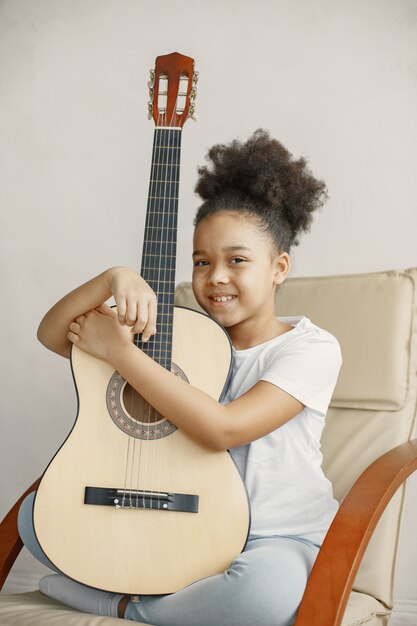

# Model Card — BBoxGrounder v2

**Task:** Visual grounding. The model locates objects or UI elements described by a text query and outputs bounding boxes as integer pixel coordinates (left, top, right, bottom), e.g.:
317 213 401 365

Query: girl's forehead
193 212 263 246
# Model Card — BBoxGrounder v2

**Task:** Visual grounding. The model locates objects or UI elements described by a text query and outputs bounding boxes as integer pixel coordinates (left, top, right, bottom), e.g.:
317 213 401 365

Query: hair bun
195 129 328 251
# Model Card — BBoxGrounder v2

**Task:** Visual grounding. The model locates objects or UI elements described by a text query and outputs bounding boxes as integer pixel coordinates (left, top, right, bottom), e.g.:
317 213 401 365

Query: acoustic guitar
33 52 250 595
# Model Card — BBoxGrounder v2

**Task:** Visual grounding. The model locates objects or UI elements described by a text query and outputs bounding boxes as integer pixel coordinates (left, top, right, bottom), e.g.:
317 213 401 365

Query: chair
1 267 416 626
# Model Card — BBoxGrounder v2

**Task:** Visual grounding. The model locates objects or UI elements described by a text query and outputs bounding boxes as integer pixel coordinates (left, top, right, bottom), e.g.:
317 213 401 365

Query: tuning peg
192 71 199 85
148 101 153 120
188 103 197 121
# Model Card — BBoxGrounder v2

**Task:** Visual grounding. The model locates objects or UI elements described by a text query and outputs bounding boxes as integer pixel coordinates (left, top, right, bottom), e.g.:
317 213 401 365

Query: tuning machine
147 69 155 119
188 71 199 121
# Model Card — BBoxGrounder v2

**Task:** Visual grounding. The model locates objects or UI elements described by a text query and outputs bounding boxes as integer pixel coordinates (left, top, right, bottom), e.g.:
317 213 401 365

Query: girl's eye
193 260 209 267
231 257 245 264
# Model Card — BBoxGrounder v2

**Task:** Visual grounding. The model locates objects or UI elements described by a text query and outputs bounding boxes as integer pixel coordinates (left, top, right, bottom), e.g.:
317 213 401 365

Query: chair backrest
174 267 417 609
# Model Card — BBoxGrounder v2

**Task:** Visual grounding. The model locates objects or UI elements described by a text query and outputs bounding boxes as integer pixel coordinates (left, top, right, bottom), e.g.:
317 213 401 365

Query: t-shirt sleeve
259 332 343 416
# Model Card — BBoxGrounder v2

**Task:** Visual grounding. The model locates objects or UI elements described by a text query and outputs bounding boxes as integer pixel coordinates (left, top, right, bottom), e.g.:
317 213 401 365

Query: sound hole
122 384 162 424
106 364 188 440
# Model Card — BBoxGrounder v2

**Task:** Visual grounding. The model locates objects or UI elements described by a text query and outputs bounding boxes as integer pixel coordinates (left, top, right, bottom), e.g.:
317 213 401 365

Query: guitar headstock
148 52 198 128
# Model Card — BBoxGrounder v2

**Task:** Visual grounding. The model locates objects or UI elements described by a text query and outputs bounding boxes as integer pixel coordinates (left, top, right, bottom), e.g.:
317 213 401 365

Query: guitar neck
137 127 182 367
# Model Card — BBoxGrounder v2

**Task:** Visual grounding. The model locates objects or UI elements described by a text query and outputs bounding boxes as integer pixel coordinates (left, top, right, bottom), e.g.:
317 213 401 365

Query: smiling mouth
208 295 237 306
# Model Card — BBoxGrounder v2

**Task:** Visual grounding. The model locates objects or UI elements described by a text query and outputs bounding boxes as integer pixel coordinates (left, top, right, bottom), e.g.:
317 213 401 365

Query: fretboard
135 127 182 368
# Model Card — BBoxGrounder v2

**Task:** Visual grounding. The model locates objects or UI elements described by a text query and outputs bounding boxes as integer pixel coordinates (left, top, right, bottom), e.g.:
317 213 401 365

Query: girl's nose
207 266 230 285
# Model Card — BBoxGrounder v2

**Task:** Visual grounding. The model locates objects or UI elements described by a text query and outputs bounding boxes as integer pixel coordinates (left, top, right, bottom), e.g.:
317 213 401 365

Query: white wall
1 0 416 622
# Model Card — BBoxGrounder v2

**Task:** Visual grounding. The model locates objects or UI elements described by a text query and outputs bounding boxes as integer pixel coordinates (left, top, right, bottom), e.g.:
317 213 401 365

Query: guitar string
123 121 158 509
128 119 162 510
154 101 180 511
142 116 164 509
149 114 167 510
161 90 184 509
153 112 173 509
153 119 166 511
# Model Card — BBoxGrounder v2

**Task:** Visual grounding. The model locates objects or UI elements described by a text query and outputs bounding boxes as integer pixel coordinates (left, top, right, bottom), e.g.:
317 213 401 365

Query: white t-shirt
221 315 343 545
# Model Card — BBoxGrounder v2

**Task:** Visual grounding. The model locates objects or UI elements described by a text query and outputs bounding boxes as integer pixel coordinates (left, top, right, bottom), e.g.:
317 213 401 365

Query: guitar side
33 306 251 594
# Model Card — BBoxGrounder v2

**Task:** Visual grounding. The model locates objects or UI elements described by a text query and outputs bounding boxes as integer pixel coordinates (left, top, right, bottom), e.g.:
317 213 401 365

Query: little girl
18 129 342 626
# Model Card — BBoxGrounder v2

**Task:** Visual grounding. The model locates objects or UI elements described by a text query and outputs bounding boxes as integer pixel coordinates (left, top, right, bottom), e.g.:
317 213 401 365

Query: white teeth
212 296 235 302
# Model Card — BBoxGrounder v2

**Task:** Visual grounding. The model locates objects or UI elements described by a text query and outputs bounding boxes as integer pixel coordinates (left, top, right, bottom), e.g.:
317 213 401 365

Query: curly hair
194 129 328 254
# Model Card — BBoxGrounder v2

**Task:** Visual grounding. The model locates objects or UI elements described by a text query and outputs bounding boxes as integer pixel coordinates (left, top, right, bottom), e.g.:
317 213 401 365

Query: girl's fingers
133 299 149 335
116 299 127 325
148 297 158 335
131 297 157 341
141 297 157 342
69 322 81 333
125 299 138 328
68 331 79 343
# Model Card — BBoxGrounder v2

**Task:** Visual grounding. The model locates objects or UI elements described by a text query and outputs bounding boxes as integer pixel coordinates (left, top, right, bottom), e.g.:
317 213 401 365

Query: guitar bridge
84 486 199 512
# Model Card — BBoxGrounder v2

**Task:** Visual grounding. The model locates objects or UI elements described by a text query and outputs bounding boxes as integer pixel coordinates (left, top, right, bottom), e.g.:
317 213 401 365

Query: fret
141 266 176 271
143 241 177 246
143 221 178 231
142 246 177 250
152 145 180 150
148 196 179 201
143 212 179 216
150 179 180 183
137 345 174 350
136 346 175 349
144 227 177 232
151 160 180 168
152 162 180 167
141 264 175 270
142 259 176 265
143 231 177 238
142 270 175 277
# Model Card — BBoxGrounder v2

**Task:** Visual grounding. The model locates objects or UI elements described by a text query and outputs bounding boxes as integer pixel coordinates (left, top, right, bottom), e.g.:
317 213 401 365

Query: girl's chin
208 310 240 328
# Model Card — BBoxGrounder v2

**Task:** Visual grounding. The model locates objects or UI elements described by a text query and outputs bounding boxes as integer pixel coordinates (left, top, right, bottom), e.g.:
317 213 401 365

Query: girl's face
192 211 290 339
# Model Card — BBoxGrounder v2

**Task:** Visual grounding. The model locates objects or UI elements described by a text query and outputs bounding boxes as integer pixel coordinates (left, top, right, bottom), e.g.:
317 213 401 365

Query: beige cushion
0 591 139 625
341 592 390 626
0 590 390 626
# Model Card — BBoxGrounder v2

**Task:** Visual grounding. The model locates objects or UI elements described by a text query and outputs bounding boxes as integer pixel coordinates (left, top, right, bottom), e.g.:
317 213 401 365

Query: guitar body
33 306 250 594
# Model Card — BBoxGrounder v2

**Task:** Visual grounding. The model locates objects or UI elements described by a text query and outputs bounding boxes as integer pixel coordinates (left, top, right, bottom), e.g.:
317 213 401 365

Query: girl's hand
106 266 157 341
68 303 133 362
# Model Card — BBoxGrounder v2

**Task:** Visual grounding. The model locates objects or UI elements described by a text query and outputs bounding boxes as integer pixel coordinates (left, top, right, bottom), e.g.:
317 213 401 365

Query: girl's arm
112 343 305 451
37 267 157 358
68 307 305 451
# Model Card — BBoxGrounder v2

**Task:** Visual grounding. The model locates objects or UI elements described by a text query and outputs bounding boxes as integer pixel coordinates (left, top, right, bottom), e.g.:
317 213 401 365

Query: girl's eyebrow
192 246 253 257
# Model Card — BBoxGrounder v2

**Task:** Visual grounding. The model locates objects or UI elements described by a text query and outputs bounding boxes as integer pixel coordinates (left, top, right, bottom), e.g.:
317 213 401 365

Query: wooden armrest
294 439 417 626
0 479 41 591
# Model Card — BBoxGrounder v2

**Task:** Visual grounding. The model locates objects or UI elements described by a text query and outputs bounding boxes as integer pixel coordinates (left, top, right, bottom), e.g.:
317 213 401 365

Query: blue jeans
18 492 320 626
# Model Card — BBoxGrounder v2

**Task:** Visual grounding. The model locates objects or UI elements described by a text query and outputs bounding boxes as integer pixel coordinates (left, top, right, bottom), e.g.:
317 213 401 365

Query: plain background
1 0 416 623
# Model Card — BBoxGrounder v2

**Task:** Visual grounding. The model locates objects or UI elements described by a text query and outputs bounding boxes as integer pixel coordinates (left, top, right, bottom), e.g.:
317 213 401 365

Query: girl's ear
272 252 290 286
